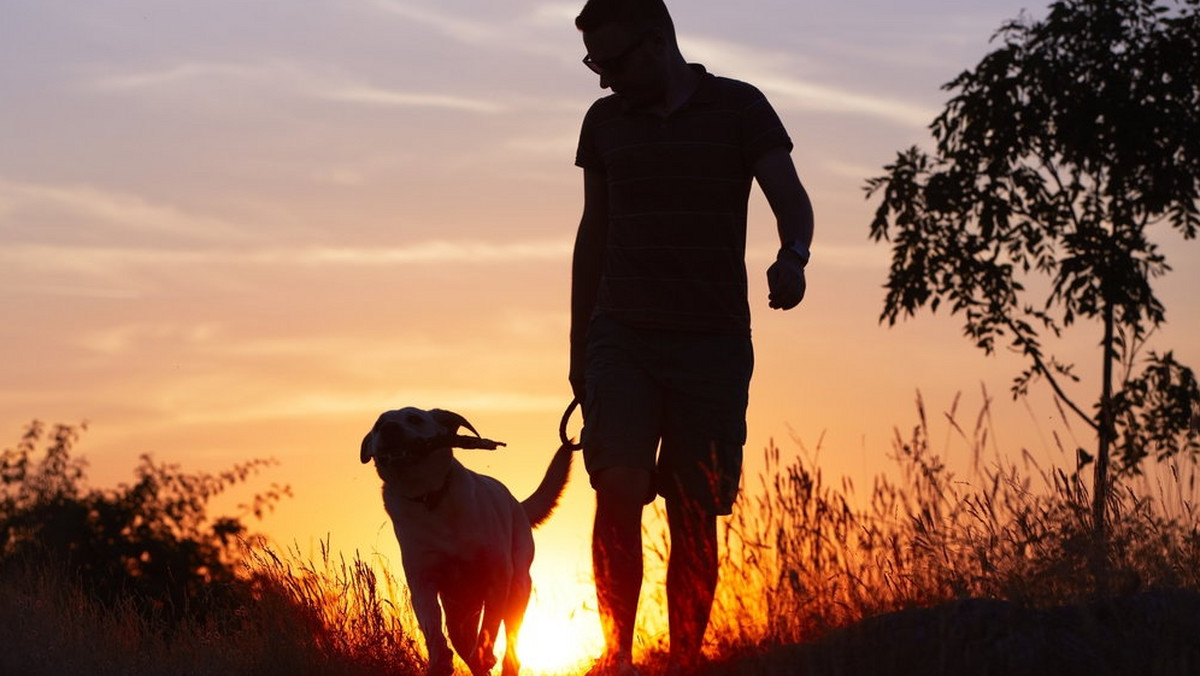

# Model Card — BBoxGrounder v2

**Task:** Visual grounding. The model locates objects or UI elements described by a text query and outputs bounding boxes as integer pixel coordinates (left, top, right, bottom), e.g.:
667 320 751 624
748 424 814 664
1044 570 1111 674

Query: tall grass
0 541 423 676
694 390 1200 665
3 393 1198 674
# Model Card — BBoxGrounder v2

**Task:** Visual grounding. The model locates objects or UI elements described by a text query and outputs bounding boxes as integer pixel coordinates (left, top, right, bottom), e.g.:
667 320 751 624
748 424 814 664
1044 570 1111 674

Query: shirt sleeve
575 99 605 171
740 86 793 169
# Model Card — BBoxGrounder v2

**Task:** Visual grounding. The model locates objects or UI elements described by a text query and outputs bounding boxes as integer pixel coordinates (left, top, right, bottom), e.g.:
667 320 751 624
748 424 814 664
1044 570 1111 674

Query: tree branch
1004 315 1099 432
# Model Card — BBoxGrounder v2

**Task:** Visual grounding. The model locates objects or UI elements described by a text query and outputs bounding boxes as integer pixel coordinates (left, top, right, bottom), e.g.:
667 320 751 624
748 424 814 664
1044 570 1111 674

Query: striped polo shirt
575 64 793 336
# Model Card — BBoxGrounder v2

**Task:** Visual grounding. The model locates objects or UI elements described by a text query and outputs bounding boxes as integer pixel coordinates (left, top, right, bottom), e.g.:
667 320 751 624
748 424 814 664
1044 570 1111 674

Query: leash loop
558 398 583 451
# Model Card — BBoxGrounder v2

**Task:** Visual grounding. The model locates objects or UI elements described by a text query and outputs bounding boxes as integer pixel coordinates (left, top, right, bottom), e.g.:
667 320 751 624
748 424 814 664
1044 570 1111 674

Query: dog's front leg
500 573 531 676
473 582 510 676
411 584 454 676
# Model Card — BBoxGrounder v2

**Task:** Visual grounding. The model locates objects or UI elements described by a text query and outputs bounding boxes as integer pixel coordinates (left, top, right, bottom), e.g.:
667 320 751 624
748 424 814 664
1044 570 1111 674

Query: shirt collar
617 63 716 115
687 63 718 106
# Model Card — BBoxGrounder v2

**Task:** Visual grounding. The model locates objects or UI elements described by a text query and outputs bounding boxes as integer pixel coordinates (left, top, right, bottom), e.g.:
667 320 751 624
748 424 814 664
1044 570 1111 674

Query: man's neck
649 59 699 117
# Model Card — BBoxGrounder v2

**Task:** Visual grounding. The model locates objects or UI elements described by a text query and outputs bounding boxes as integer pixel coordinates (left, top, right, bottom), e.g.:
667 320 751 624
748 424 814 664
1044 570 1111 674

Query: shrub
0 420 289 622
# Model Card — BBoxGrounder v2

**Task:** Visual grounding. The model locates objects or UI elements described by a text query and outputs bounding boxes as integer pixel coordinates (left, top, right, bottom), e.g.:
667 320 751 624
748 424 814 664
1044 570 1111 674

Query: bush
0 420 289 622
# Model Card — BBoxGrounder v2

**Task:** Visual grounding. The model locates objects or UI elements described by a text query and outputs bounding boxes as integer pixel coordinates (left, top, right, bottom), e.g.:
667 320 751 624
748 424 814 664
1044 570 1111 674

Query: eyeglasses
582 35 647 75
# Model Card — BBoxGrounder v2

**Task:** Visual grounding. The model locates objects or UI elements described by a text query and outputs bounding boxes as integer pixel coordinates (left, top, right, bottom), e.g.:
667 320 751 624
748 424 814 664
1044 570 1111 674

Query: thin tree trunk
1092 299 1116 593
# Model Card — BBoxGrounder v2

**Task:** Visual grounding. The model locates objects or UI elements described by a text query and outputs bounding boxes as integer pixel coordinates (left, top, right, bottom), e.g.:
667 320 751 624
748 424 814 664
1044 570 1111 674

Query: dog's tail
521 443 573 528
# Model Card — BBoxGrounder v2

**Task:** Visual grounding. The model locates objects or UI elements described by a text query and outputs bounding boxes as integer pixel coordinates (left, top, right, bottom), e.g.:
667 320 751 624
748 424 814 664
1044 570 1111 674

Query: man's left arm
753 146 814 310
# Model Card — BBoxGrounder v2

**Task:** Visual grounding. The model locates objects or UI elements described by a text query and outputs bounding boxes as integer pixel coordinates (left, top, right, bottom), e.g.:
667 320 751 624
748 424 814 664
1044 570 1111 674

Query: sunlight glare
515 598 603 674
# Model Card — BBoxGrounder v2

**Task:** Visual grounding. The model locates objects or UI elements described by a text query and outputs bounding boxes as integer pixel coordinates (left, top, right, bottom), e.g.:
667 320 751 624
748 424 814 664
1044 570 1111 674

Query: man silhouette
569 1 814 674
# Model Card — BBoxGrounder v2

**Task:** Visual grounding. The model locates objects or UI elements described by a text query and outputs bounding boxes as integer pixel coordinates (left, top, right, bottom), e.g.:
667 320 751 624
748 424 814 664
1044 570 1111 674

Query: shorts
581 315 754 515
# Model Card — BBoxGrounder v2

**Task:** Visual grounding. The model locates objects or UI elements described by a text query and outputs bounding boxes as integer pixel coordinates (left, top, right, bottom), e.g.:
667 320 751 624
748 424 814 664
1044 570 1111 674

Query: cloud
822 159 889 181
3 238 882 307
369 0 496 45
368 0 570 58
527 2 580 26
754 75 936 128
85 58 509 114
77 321 222 356
270 240 573 265
2 284 143 300
157 387 566 426
88 62 269 91
0 178 252 244
319 84 505 113
747 242 889 269
0 239 574 275
682 35 937 128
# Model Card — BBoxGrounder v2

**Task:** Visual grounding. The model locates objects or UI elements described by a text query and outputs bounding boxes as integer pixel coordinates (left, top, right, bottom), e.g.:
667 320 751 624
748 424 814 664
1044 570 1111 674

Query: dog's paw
467 641 497 675
473 649 497 673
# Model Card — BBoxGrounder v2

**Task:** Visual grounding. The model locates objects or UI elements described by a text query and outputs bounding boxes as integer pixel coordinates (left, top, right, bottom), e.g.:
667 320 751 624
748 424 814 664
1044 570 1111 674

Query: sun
513 597 604 674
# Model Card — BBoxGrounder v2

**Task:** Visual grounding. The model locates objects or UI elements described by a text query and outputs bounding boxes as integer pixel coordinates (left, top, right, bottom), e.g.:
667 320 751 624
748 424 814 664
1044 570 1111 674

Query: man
569 1 813 674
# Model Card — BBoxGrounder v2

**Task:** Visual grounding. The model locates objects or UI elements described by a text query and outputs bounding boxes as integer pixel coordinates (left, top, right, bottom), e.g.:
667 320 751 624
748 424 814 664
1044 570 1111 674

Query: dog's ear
429 408 481 438
360 418 381 464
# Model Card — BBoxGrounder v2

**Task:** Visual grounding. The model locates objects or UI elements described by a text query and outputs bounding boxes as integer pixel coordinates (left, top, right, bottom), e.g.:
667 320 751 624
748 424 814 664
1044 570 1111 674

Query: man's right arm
569 168 609 401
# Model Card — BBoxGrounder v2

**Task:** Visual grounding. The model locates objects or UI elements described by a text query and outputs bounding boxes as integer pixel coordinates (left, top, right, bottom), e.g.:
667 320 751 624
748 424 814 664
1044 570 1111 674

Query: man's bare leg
665 496 718 672
592 467 652 662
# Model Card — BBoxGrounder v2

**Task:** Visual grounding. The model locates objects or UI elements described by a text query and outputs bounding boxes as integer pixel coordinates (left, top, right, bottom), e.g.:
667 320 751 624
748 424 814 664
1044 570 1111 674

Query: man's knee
666 496 718 545
593 466 653 509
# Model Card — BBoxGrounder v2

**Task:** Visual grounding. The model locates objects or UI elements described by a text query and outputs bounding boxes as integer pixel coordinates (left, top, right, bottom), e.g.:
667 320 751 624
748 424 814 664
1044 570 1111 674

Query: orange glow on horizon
513 594 605 674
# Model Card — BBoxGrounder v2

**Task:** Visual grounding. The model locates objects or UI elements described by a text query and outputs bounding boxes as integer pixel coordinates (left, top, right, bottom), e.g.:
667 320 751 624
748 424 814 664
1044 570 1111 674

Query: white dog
360 406 572 676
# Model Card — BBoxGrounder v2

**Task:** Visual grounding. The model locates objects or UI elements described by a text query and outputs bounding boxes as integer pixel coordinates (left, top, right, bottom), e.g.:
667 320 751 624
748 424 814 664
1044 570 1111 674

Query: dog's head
360 407 505 470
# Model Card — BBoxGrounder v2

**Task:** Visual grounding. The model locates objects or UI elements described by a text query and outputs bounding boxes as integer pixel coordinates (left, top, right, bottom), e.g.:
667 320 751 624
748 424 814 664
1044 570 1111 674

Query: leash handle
559 398 583 451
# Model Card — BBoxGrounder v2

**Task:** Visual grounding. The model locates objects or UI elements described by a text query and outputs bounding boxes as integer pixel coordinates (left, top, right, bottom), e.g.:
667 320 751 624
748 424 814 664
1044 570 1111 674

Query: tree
1 420 291 621
865 0 1200 578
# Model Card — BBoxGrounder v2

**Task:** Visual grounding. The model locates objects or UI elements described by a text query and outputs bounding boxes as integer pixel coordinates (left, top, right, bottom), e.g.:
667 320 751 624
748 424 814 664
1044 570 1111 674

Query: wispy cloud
158 387 566 426
88 61 269 91
0 178 252 244
77 321 223 356
0 239 574 272
2 237 888 285
368 0 571 59
527 2 580 26
271 240 573 265
369 0 497 45
754 75 935 128
823 159 889 181
683 36 936 128
319 84 505 113
747 242 889 269
86 59 507 114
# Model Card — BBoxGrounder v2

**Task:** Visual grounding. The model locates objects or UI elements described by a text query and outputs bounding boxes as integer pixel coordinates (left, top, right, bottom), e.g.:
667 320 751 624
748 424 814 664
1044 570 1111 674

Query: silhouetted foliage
0 420 290 622
865 0 1200 561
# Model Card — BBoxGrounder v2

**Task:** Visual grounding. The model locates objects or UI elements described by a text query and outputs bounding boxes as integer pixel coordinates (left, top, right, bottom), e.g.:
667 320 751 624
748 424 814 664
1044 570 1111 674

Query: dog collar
405 467 453 510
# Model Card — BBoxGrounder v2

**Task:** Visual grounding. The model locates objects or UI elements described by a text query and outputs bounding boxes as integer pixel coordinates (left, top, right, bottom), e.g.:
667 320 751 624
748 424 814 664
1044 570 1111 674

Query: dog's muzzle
364 425 507 467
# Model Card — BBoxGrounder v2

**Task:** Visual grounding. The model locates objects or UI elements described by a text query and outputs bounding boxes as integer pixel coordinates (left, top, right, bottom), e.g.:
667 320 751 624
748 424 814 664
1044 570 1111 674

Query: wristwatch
779 240 810 267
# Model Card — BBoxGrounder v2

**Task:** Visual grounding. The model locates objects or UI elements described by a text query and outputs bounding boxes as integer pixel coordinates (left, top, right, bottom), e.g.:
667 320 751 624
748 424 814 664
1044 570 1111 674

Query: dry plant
5 395 1199 675
243 539 423 673
0 541 425 676
694 389 1200 665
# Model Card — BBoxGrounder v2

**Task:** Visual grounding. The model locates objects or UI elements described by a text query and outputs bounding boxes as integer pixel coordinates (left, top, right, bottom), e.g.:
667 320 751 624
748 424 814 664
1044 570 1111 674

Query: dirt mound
721 590 1200 675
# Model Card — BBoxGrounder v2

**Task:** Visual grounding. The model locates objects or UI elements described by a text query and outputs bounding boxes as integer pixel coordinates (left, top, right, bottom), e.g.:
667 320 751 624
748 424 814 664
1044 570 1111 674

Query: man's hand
767 251 807 310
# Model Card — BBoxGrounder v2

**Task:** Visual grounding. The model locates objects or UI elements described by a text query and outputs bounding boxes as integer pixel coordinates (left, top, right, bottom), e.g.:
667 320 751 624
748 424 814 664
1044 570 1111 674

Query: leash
558 398 583 451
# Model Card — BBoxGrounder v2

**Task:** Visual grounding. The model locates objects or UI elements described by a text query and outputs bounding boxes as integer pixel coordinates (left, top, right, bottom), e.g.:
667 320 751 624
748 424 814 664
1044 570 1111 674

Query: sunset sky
3 0 1198 667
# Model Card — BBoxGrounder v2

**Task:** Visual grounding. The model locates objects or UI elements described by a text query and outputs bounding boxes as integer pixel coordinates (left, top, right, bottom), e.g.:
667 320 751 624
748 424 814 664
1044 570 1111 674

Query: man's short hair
575 0 675 39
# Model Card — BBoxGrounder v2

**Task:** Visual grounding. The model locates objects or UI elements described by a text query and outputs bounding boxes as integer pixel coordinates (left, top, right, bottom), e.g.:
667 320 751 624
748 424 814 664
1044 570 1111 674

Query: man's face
582 23 667 108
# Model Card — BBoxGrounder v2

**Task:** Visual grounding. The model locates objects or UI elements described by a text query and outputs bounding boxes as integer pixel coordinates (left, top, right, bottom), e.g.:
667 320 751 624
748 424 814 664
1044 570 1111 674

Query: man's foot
663 652 704 676
584 650 638 676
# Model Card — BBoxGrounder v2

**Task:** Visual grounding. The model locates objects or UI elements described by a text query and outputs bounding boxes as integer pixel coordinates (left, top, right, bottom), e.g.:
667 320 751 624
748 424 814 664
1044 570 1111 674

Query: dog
361 406 573 676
